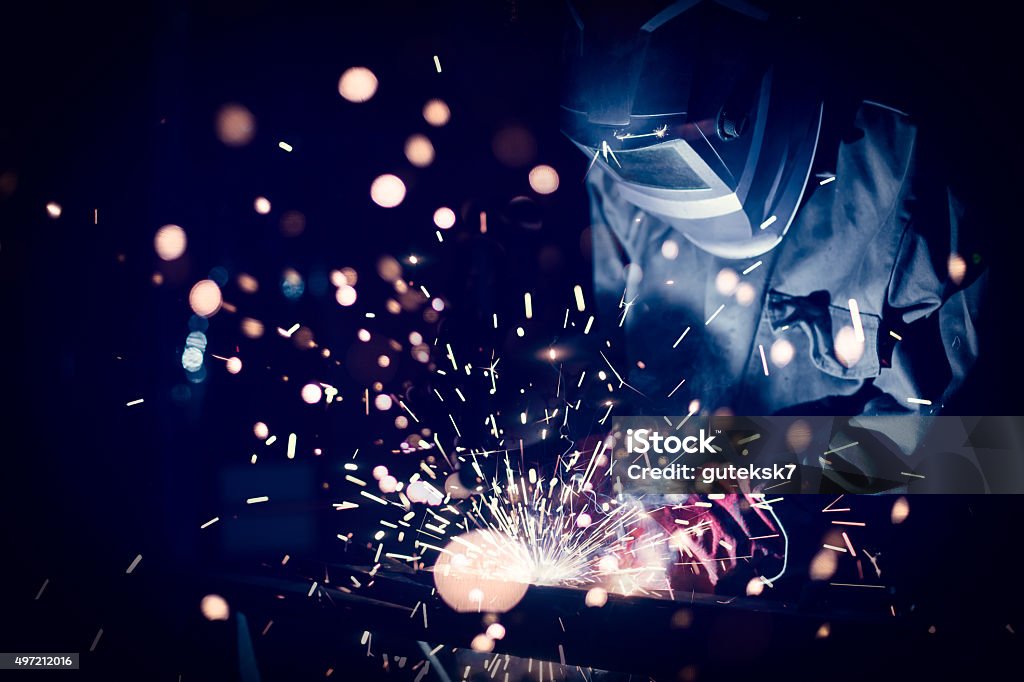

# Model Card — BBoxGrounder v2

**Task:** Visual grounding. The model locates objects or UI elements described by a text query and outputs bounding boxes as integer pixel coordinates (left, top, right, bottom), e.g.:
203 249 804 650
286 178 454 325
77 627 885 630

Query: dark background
2 1 1022 680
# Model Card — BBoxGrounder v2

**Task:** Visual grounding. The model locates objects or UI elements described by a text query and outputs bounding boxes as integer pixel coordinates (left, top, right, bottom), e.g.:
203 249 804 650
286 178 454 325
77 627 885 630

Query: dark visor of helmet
581 141 711 190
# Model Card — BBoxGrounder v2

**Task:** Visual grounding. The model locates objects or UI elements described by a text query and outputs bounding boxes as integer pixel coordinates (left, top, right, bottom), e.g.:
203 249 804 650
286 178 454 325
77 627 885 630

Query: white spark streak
742 260 763 275
705 304 725 326
673 326 691 348
848 299 865 342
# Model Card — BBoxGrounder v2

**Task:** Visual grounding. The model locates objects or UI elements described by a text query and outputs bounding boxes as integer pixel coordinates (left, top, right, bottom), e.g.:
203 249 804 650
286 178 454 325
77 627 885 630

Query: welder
562 0 985 417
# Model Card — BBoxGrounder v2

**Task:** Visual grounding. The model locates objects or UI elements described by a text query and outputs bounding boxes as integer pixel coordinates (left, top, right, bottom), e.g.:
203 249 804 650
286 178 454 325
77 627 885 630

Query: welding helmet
561 0 822 259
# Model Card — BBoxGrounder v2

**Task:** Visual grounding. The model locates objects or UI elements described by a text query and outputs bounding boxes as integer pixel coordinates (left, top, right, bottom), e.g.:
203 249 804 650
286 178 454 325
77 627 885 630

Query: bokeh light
338 67 378 103
46 202 62 219
377 255 402 282
470 634 494 653
301 383 323 404
948 252 967 285
834 325 865 367
891 496 910 524
735 281 756 306
585 586 608 607
370 174 406 208
280 268 305 300
770 338 795 367
433 207 456 229
189 279 222 317
433 530 530 613
422 99 450 126
404 135 435 167
216 104 256 146
200 594 230 621
181 347 204 373
809 549 838 581
237 273 259 293
786 420 812 452
715 268 739 296
154 224 187 261
241 318 265 339
254 196 271 214
528 164 559 194
336 284 358 306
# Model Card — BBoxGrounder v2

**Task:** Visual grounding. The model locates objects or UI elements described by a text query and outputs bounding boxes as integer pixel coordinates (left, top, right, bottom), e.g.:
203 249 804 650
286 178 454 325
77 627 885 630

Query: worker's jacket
586 100 985 417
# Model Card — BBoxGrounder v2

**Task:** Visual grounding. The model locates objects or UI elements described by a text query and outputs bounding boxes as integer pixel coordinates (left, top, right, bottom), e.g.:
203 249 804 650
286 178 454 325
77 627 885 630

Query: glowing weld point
759 215 778 230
